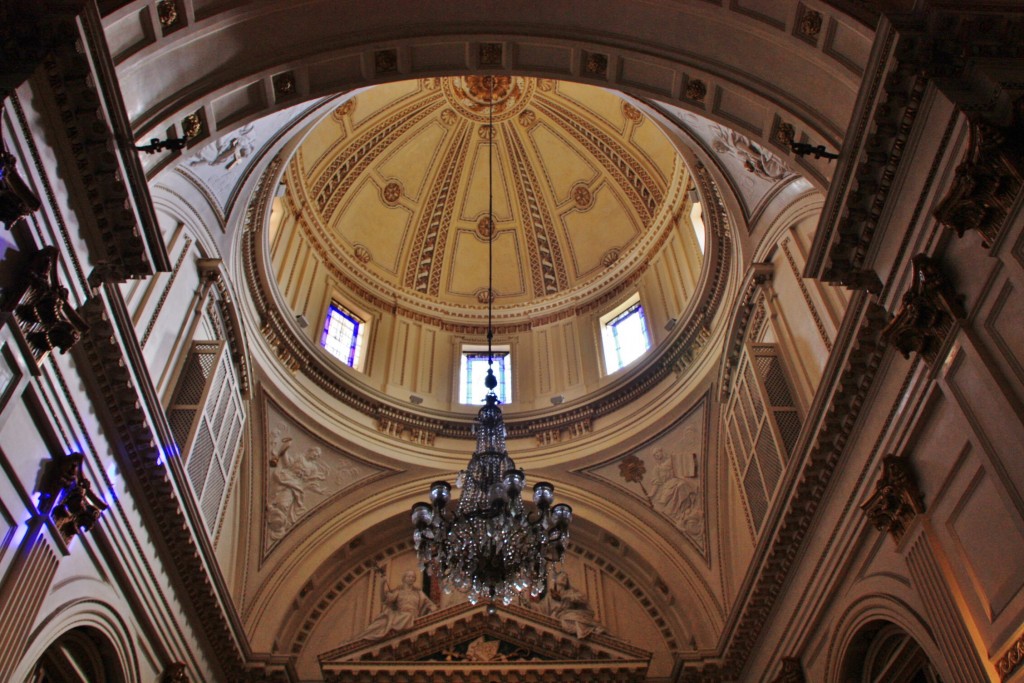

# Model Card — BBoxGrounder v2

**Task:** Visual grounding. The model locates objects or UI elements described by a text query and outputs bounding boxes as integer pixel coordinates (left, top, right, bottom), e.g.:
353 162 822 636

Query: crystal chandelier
410 76 572 606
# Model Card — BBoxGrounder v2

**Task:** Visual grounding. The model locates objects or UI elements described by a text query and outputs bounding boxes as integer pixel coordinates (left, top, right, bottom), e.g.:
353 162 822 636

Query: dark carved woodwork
934 118 1024 249
770 657 806 683
161 663 188 682
38 451 107 542
881 254 964 364
0 150 42 229
0 0 88 94
2 246 89 364
862 454 925 543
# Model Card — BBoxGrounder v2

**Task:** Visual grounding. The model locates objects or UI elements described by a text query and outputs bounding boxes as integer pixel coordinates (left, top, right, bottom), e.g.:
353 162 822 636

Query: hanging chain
487 76 495 368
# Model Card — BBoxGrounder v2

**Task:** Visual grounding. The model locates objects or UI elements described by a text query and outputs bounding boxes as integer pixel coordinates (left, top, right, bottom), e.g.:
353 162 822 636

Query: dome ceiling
280 76 688 315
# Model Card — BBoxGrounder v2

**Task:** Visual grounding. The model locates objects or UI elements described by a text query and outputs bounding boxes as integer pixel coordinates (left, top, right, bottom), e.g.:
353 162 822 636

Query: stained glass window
601 298 650 372
461 351 511 405
321 303 365 368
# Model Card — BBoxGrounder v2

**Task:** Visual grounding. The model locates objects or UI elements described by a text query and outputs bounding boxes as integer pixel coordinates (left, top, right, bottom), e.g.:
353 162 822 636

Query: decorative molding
198 258 253 398
780 239 832 352
880 254 964 365
139 236 193 348
38 451 107 543
861 453 925 543
718 263 773 401
997 633 1024 681
1 246 89 368
934 118 1023 249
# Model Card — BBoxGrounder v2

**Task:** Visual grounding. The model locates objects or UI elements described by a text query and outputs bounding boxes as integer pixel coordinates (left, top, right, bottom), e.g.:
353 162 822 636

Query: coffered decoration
279 77 676 309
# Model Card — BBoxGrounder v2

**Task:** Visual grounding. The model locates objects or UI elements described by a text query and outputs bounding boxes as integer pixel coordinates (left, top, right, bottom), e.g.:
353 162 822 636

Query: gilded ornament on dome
571 184 593 209
421 77 441 90
439 108 457 126
685 79 707 103
181 113 202 140
476 215 494 238
518 109 537 128
374 49 398 74
476 288 494 304
623 102 643 124
585 53 608 76
382 181 402 205
537 78 555 92
478 124 495 141
354 245 372 264
601 248 620 267
333 99 356 121
800 10 824 38
157 0 178 28
773 121 796 146
442 76 535 122
479 42 503 66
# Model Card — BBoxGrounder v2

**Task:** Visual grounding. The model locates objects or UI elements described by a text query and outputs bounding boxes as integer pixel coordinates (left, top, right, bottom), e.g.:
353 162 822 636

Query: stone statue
549 572 603 639
187 124 255 169
355 568 436 641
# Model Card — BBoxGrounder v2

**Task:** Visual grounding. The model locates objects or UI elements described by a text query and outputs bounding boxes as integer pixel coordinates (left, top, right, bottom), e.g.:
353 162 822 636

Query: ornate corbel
770 657 806 683
38 451 107 543
0 149 42 229
881 254 964 364
2 246 89 366
861 454 925 544
934 116 1023 249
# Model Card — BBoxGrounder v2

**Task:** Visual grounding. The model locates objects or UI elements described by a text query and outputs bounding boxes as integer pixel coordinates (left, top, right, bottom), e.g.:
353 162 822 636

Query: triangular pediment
319 603 651 682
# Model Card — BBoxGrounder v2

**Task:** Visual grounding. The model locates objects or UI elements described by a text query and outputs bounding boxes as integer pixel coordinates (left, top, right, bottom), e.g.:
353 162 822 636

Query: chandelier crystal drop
410 75 572 606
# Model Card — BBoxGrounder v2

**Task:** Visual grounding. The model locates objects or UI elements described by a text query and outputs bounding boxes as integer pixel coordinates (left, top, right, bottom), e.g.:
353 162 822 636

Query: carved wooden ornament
881 254 964 364
861 454 925 543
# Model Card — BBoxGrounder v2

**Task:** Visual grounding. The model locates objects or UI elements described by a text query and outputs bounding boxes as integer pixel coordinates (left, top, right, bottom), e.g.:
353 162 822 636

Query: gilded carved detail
38 452 107 543
861 454 925 543
934 118 1023 249
3 246 89 364
881 254 964 364
997 632 1024 681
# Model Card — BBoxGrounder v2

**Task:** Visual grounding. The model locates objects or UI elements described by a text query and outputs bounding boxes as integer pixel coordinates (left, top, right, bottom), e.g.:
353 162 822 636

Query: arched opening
29 627 126 683
841 621 942 683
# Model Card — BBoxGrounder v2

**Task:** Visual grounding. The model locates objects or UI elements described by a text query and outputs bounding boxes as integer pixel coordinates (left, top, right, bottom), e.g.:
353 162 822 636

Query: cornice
39 3 170 281
75 289 248 680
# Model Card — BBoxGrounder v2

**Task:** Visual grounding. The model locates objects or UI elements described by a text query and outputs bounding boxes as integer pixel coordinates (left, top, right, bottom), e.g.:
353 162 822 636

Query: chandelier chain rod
487 76 494 366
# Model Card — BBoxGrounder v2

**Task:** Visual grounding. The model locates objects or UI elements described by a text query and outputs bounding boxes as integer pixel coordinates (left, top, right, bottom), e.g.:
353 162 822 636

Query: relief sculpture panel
263 399 388 551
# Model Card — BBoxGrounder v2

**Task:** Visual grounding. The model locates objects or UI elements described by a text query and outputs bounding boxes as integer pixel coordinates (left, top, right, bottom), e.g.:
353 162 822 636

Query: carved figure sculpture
711 125 790 181
187 125 255 169
267 438 329 541
355 569 436 641
549 572 603 639
649 448 702 539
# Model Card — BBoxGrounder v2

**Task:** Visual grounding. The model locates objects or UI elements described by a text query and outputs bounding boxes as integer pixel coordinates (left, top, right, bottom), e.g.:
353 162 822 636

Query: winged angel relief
618 446 704 545
266 423 359 542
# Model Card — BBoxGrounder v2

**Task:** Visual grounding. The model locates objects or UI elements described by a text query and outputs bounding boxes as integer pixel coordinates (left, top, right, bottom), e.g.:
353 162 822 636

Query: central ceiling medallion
443 75 536 122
